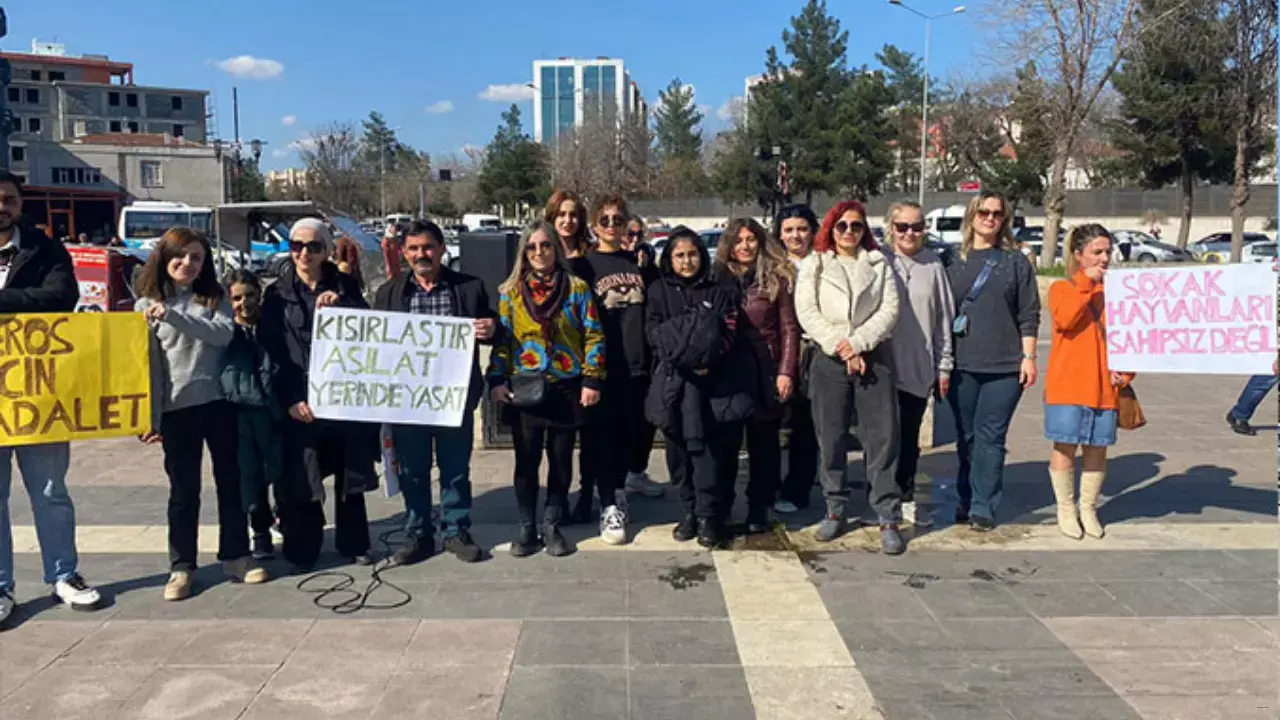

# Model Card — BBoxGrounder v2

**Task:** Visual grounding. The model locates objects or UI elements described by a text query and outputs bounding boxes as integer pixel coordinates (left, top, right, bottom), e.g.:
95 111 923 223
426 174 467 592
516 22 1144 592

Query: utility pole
0 8 11 173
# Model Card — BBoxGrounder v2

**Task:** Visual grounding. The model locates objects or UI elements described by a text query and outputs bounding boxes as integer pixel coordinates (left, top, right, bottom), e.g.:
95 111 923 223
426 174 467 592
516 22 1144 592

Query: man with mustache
374 220 500 564
0 172 103 628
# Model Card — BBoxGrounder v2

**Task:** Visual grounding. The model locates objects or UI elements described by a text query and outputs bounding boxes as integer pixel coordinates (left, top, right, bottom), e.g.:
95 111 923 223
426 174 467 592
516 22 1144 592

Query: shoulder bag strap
957 255 999 317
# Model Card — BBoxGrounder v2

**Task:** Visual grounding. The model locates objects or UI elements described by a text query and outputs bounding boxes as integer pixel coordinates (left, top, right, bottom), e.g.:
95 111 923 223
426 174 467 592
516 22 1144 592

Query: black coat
259 261 379 499
643 241 756 446
0 225 79 313
373 267 502 415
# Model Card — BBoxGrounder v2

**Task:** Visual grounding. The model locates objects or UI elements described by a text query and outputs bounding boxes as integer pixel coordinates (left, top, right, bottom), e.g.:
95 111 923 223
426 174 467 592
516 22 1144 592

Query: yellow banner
0 313 150 446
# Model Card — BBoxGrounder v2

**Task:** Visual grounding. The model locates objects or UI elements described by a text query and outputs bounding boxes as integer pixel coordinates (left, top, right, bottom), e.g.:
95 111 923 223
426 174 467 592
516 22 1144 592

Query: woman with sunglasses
571 195 662 544
795 201 904 553
624 216 656 269
714 218 798 534
945 191 1041 532
882 201 955 530
488 221 605 557
772 204 821 515
259 218 379 571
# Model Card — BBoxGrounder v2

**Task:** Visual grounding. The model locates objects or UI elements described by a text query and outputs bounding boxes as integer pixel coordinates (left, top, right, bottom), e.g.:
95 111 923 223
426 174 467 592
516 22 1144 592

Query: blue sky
12 0 986 171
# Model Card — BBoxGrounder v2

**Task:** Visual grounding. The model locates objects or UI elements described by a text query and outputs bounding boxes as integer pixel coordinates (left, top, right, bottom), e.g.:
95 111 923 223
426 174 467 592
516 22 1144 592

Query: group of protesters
0 161 1271 627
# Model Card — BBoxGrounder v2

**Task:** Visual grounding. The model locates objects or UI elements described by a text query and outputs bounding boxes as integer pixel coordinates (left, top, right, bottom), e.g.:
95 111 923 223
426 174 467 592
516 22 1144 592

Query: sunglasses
976 209 1005 220
893 221 926 233
597 215 627 228
834 220 866 236
626 230 644 239
288 240 325 254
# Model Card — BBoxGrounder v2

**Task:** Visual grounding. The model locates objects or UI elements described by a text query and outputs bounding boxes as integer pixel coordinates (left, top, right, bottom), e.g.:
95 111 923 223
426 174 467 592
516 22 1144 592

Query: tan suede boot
1049 468 1083 539
1079 470 1106 538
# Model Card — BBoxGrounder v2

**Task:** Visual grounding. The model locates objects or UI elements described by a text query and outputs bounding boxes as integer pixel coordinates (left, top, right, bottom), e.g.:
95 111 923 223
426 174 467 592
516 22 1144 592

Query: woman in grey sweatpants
795 200 905 554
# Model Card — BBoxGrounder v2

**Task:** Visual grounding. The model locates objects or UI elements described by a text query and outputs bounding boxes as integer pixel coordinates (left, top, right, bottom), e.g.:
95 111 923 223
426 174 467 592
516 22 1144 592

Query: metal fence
631 185 1280 220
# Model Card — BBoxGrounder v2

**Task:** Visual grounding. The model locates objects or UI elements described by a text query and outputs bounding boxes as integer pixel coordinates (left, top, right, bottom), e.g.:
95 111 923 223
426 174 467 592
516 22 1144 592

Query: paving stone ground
0 346 1276 719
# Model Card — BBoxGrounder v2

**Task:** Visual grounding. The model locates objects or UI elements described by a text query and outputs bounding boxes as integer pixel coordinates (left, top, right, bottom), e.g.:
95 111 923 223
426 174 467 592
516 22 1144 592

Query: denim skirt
1044 404 1118 447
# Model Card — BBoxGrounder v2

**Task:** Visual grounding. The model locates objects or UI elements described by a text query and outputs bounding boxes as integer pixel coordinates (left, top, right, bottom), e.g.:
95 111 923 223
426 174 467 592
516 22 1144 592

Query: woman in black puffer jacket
645 226 756 548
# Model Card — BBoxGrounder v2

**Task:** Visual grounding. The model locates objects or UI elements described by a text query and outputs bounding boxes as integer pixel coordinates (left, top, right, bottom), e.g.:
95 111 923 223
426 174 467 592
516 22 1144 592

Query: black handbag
509 372 548 408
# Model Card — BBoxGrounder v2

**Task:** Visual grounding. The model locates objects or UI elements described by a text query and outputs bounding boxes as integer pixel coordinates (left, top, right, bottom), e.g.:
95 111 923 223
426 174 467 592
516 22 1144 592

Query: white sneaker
600 495 629 546
773 499 800 514
902 501 934 528
53 574 102 612
625 471 665 498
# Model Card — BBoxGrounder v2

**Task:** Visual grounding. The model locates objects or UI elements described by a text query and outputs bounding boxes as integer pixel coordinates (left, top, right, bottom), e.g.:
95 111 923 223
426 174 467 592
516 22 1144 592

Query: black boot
745 506 771 534
672 514 697 542
510 522 542 557
542 506 572 557
695 518 721 549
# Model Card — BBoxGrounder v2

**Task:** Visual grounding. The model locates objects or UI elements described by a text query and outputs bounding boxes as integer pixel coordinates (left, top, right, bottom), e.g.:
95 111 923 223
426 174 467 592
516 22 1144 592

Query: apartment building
532 57 647 145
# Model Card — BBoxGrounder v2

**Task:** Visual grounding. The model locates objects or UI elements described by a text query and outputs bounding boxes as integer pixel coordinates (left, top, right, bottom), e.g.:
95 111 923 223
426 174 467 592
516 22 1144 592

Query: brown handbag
1117 384 1146 431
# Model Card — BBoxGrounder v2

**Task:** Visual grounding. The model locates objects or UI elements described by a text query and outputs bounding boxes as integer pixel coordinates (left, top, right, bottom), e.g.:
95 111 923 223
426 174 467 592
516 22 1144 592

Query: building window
73 119 87 137
26 118 41 133
52 167 102 185
172 124 184 137
141 161 163 188
108 91 120 106
127 121 139 133
171 96 183 111
28 70 40 81
48 71 65 82
10 146 24 163
6 88 17 102
126 93 138 108
24 88 38 104
109 120 122 133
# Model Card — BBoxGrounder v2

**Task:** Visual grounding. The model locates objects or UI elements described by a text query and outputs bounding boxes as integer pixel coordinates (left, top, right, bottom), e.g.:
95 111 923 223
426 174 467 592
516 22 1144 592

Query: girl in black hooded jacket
645 227 756 547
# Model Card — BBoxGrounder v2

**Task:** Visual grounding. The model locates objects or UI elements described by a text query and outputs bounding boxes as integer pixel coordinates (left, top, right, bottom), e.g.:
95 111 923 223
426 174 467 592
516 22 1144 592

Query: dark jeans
947 370 1024 522
740 418 782 512
581 375 646 506
665 424 741 520
160 401 250 572
1229 374 1278 422
277 420 371 568
778 394 819 507
278 492 369 568
249 486 274 537
391 414 474 540
896 391 930 500
510 410 576 524
809 350 902 522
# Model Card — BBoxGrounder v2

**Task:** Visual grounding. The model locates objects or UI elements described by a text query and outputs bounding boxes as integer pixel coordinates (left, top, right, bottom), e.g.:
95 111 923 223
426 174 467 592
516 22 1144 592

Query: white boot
1049 468 1083 540
1079 471 1106 538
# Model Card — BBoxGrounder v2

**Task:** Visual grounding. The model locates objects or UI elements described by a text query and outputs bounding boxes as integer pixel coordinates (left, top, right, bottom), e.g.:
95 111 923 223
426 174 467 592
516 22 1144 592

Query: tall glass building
532 58 646 145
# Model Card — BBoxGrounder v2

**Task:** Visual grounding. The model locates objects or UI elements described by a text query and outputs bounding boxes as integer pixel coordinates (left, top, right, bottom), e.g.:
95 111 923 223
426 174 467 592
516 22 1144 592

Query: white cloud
477 83 535 102
216 55 284 80
280 114 296 127
716 97 745 122
426 100 455 115
271 147 291 159
289 136 319 153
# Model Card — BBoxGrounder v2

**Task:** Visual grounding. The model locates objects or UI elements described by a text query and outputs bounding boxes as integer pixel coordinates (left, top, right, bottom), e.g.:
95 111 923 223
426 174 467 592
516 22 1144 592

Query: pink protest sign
1106 265 1277 374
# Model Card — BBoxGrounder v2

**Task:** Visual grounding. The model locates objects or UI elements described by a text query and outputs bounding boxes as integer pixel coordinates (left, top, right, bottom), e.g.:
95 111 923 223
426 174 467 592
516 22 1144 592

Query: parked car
653 229 721 263
1015 226 1065 264
1111 230 1192 263
1188 231 1272 260
1241 241 1277 264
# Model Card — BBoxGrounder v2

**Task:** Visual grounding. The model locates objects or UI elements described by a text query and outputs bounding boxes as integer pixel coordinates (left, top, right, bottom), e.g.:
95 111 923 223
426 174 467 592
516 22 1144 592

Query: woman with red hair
794 200 905 553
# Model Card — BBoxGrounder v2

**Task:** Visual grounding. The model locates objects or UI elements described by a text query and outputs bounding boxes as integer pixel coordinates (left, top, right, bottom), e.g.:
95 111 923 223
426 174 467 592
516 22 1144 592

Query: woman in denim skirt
1044 224 1134 539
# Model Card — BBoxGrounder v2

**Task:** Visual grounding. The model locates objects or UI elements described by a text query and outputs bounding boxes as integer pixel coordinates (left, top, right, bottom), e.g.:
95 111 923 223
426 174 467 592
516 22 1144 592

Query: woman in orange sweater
1045 224 1134 540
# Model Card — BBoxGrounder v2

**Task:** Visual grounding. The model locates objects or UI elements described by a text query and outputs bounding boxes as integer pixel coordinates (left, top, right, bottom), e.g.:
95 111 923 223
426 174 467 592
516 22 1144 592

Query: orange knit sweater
1046 272 1134 410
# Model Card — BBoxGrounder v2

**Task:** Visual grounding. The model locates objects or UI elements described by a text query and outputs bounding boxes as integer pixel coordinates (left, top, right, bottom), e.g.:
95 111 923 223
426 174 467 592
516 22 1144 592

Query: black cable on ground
294 527 413 615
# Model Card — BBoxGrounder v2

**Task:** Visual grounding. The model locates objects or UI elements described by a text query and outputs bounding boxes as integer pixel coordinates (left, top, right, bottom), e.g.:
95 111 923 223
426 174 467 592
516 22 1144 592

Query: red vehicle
66 245 146 313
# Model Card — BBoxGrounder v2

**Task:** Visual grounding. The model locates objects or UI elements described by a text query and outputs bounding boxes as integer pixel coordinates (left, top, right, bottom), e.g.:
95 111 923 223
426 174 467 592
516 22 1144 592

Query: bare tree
298 122 368 215
1000 0 1141 267
1222 0 1278 261
549 117 653 201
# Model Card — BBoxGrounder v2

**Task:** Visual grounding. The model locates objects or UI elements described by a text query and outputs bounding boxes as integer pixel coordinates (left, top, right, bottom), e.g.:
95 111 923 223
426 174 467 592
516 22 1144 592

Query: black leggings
511 410 576 524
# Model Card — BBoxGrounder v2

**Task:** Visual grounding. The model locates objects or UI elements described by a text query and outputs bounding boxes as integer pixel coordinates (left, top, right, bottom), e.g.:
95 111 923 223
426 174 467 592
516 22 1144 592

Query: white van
385 213 415 229
925 204 1025 245
462 213 502 231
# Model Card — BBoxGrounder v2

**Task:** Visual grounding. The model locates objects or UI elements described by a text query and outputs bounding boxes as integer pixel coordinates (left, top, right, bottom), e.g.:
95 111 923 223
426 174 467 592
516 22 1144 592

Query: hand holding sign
473 318 495 342
144 303 167 323
315 291 340 309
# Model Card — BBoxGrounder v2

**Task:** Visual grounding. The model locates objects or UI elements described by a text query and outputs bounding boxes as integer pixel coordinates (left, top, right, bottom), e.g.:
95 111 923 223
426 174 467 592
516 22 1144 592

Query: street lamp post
888 1 965 205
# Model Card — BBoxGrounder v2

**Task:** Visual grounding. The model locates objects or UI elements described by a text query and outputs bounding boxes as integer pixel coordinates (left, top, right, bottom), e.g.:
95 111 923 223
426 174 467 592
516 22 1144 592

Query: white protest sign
308 307 476 426
1105 264 1276 374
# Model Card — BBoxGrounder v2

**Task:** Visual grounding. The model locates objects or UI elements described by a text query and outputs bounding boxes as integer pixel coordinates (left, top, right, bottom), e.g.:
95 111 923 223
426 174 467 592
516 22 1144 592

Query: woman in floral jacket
487 221 605 557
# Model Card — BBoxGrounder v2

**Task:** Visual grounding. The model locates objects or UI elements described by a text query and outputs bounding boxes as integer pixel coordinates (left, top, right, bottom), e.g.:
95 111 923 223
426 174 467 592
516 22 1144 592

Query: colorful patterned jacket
485 275 607 390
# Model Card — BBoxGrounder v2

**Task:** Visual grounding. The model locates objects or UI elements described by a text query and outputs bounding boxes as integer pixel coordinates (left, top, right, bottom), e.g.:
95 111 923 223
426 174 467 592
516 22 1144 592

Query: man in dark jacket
374 220 499 565
0 172 103 629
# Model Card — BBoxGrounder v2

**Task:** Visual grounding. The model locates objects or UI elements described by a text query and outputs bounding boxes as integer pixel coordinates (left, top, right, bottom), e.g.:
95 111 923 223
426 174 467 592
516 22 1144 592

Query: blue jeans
0 442 78 591
391 414 474 540
1229 374 1278 423
948 371 1024 522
